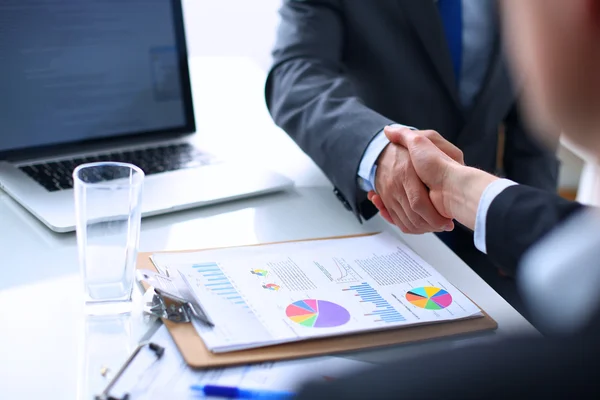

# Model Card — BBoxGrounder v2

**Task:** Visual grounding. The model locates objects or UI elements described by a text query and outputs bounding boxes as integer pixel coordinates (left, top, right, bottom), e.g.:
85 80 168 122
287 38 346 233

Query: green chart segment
405 287 453 310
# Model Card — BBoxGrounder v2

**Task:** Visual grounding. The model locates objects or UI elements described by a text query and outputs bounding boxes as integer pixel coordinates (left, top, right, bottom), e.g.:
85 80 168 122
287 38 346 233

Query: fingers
377 164 425 234
384 125 418 148
400 163 453 232
371 141 453 234
389 189 422 233
369 192 395 225
384 126 464 165
369 191 415 232
375 180 445 234
369 161 453 233
422 130 464 165
371 190 454 233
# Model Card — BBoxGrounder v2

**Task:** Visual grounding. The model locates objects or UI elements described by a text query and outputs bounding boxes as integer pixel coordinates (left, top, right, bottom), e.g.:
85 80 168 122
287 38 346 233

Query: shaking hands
367 126 465 234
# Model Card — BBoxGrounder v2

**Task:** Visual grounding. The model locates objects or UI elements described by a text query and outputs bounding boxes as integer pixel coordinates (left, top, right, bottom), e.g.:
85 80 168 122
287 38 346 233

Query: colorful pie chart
285 299 350 328
250 269 268 277
262 283 280 291
406 287 453 310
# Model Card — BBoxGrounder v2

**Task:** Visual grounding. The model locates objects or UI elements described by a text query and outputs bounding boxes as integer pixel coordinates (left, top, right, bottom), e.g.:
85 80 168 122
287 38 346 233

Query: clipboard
136 232 498 369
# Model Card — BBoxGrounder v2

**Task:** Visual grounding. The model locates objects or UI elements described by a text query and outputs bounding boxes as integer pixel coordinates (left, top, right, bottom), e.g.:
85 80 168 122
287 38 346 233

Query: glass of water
74 162 144 314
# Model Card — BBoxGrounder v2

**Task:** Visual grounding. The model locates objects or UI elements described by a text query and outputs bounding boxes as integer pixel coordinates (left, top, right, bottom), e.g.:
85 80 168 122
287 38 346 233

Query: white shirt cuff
473 178 518 254
357 124 414 192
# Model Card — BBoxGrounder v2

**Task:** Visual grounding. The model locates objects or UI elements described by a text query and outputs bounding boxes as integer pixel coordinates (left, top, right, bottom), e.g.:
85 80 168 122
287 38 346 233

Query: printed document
151 232 482 353
120 325 373 400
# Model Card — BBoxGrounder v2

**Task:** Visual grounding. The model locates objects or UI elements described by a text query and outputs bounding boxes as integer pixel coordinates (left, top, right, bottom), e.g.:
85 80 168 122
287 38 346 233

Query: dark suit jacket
265 0 559 221
485 185 584 274
295 333 600 399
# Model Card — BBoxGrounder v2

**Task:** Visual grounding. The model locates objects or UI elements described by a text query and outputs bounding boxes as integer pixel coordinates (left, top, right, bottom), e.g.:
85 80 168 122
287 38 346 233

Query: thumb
430 191 453 221
384 126 418 147
385 125 440 160
386 128 452 190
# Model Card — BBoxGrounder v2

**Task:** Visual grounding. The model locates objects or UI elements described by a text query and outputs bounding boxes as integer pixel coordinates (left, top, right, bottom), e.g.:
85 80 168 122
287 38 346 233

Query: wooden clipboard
136 232 497 369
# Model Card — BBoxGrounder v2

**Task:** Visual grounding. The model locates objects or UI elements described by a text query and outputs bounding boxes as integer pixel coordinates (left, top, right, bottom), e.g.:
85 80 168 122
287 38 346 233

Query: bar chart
192 262 249 309
342 282 406 323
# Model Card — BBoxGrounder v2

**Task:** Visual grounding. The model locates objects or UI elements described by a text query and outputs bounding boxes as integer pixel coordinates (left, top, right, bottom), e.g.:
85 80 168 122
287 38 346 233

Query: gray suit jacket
265 0 559 221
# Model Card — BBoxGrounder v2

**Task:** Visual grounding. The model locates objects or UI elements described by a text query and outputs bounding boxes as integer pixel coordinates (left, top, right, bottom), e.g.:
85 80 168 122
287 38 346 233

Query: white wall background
181 0 582 189
182 0 281 71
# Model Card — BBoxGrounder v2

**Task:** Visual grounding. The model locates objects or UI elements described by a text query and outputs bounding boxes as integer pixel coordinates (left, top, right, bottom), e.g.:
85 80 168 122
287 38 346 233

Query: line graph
315 258 362 284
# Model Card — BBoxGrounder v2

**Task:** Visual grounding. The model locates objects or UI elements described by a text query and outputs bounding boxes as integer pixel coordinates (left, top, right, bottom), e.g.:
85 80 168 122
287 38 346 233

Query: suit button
333 188 352 211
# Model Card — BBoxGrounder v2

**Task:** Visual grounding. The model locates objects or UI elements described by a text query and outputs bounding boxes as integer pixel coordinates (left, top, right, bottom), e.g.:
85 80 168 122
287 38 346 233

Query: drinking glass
74 162 144 314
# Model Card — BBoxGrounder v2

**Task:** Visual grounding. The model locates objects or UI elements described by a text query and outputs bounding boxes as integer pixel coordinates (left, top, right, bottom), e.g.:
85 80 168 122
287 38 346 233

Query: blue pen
190 384 295 399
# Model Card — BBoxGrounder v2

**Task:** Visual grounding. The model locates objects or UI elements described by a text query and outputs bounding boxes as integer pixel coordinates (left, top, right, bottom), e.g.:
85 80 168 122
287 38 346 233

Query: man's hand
371 126 498 230
371 127 464 234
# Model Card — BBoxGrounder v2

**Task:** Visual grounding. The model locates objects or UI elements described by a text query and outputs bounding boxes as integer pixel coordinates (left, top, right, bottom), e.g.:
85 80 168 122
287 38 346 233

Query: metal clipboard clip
95 341 165 400
95 269 216 400
137 269 214 327
149 287 214 326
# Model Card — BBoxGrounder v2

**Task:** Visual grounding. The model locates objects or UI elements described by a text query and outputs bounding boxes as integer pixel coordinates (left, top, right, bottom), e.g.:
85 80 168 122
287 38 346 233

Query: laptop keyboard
19 143 216 192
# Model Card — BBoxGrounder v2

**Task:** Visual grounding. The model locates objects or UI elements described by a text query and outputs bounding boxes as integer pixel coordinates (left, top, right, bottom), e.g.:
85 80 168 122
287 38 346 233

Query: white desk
0 57 536 400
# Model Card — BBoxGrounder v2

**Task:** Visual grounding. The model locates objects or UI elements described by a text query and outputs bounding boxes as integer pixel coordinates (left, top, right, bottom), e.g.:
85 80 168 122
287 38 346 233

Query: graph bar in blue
375 312 401 318
191 264 252 311
359 295 381 301
346 282 406 323
374 312 399 317
193 262 219 267
355 289 377 294
372 310 394 315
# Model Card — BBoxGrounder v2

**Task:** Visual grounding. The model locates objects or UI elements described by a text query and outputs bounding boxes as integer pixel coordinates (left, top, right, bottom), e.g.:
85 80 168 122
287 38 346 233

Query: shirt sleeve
357 124 415 192
474 178 518 253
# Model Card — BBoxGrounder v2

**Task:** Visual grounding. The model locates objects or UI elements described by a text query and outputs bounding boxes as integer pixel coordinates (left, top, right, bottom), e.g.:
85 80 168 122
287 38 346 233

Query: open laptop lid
0 0 195 161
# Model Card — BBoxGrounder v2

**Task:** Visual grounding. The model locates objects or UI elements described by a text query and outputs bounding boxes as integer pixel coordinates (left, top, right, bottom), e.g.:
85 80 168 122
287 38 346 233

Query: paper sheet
152 232 483 352
120 325 373 400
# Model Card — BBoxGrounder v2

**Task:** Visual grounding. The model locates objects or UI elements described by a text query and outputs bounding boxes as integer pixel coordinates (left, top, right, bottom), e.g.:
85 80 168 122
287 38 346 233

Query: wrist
442 164 499 230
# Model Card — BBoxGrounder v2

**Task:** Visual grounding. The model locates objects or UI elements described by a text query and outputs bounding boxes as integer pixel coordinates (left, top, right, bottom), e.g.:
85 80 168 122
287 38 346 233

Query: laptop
0 0 293 233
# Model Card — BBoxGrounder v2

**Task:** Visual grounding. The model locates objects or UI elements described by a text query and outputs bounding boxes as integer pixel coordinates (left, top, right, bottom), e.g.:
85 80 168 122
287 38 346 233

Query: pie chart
406 287 453 310
262 283 280 291
285 299 351 328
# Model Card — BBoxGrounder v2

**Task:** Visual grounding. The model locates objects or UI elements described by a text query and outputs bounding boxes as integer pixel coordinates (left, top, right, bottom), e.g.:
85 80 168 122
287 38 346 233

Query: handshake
368 126 497 233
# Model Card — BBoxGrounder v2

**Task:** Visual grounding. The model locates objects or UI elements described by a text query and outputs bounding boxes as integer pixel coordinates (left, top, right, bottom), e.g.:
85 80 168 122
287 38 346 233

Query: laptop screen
0 0 194 155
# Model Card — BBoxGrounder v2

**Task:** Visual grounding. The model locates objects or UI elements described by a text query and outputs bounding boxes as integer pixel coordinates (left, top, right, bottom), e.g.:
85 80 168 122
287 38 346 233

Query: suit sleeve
485 185 584 274
502 103 560 191
265 0 394 221
294 336 600 399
